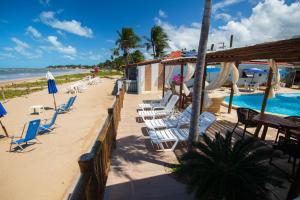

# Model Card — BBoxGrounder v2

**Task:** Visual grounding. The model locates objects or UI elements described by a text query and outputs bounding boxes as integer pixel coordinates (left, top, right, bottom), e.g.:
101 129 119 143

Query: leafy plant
144 25 169 58
175 131 283 200
116 27 141 64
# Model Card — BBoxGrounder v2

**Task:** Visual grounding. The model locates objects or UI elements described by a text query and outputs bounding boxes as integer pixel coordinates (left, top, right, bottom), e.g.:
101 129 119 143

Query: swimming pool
224 93 300 116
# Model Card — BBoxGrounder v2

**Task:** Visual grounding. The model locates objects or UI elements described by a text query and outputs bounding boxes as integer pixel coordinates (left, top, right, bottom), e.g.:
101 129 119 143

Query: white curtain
231 63 240 95
203 62 240 108
206 62 232 90
183 63 196 96
164 65 174 88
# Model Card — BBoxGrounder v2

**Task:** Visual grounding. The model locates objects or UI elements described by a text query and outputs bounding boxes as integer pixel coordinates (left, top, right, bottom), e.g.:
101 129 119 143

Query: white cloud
159 9 167 18
156 0 300 51
0 52 15 59
106 39 115 43
47 35 77 55
39 0 50 6
213 0 243 12
40 11 93 38
155 18 200 51
63 55 75 60
215 13 233 22
9 37 43 59
26 26 42 38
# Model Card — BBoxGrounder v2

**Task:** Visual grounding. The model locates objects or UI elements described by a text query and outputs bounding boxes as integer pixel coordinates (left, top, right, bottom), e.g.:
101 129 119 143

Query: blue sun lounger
58 96 77 113
38 111 58 134
10 119 41 151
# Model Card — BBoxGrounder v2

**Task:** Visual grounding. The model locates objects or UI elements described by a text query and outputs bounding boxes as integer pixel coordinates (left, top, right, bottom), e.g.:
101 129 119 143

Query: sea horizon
0 67 88 83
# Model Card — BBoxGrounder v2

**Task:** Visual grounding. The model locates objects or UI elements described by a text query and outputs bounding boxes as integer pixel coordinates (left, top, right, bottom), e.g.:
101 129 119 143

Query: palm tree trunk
188 0 212 151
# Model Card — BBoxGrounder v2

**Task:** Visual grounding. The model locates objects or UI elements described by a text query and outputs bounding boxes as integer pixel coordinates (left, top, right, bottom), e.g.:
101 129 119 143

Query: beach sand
0 78 116 200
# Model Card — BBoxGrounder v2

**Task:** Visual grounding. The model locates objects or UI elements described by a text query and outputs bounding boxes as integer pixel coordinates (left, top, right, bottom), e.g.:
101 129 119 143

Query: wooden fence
68 81 125 200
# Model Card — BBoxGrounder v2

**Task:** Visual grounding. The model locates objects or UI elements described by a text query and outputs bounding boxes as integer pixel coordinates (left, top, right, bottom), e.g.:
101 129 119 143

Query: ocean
0 68 87 82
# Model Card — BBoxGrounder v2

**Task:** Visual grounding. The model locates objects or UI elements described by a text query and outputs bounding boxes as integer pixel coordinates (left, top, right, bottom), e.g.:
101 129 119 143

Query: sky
0 0 299 68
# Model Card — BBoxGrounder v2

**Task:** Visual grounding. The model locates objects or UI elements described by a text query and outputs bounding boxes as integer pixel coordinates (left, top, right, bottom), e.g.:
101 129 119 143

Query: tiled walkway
104 93 193 200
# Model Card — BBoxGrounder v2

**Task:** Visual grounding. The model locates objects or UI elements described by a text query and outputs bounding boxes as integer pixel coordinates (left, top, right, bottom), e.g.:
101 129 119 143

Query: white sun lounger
144 105 192 130
138 95 179 121
148 111 216 151
137 90 172 110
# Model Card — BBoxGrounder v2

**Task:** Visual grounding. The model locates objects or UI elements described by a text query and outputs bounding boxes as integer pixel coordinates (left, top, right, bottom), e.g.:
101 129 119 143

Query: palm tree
144 25 169 58
115 27 141 65
175 131 283 200
188 0 212 151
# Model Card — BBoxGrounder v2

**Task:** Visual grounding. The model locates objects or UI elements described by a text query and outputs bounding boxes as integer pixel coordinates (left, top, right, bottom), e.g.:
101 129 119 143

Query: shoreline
0 70 90 87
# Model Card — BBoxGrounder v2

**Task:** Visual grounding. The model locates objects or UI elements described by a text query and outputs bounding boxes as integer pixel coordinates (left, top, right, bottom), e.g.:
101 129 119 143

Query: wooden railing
68 81 125 200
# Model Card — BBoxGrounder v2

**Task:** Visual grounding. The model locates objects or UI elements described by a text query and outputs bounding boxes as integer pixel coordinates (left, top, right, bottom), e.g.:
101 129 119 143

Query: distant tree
144 25 169 58
129 50 145 63
115 27 141 64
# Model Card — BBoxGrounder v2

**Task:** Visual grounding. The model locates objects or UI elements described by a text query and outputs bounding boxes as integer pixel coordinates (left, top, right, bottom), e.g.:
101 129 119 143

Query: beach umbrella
46 71 58 110
0 102 9 137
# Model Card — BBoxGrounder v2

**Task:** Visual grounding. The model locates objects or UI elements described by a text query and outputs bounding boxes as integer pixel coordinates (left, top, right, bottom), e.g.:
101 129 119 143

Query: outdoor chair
38 111 58 134
138 90 172 110
144 105 192 131
58 96 77 114
232 107 259 137
270 135 300 176
148 112 216 151
275 116 300 143
10 119 41 152
138 95 179 121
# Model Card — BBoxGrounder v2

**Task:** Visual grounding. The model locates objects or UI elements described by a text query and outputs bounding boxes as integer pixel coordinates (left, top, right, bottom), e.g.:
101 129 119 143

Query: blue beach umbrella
0 102 9 137
46 71 58 110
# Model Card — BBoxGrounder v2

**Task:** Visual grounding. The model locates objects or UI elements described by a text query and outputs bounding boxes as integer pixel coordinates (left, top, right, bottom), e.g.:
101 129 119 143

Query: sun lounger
144 105 192 130
10 119 41 151
143 90 172 105
138 95 179 121
148 112 216 151
38 111 58 134
58 96 77 113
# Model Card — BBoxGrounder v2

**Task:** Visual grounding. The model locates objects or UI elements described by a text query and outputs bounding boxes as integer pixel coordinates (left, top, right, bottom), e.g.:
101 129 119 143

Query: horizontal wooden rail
69 81 125 200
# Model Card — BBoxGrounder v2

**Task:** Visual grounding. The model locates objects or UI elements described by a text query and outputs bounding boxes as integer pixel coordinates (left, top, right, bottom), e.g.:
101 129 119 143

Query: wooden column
261 66 274 114
228 62 240 114
200 63 207 114
179 63 184 108
162 64 165 97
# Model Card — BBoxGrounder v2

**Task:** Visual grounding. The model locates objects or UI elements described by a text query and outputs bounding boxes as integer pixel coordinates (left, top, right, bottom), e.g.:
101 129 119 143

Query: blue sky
0 0 299 68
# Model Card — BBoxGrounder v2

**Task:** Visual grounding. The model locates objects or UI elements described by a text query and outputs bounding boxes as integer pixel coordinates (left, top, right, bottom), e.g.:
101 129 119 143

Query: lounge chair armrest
153 106 165 110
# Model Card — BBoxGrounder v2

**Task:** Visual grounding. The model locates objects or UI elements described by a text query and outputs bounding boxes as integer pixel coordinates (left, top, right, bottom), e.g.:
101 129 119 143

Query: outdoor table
253 113 299 141
30 105 44 115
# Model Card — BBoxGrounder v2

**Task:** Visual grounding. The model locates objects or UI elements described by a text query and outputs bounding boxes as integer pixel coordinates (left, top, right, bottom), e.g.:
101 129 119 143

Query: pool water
224 93 300 116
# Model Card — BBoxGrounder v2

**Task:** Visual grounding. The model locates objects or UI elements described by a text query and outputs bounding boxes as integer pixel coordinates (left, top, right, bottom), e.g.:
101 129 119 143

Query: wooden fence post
108 108 116 149
75 153 98 200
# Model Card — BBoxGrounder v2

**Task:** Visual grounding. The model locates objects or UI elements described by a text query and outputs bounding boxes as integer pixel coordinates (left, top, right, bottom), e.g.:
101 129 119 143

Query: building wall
136 62 164 93
144 64 152 91
137 65 145 94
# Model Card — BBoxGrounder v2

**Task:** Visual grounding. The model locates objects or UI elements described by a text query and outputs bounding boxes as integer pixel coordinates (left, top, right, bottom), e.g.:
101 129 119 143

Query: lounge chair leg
159 143 165 151
232 122 238 134
274 130 280 143
242 125 247 138
171 140 179 151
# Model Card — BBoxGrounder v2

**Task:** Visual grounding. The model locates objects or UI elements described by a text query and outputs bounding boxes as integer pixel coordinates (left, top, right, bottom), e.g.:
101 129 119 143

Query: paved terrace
105 92 295 200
